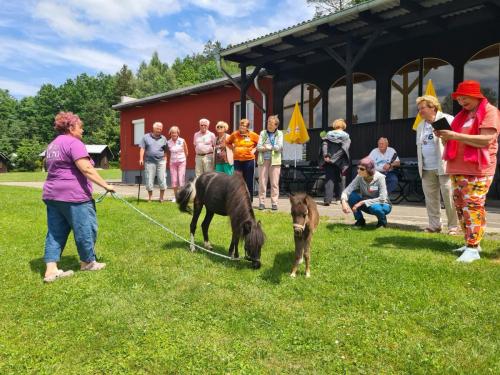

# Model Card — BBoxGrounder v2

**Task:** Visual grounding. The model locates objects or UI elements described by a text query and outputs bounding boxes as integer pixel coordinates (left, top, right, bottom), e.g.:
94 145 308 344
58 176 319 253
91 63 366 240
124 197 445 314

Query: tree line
0 40 238 171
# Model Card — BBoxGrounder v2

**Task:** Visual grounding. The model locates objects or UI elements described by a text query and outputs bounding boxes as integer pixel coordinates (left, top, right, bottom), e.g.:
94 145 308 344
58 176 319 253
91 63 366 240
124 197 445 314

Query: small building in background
0 152 9 173
40 145 114 170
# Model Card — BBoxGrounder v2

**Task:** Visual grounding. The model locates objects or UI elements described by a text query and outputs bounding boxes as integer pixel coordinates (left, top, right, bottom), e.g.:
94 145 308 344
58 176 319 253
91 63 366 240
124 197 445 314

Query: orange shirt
446 103 500 176
226 131 259 161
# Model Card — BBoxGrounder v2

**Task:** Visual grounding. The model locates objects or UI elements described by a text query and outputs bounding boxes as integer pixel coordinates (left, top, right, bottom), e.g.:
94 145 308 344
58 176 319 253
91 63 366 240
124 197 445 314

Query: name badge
369 185 379 193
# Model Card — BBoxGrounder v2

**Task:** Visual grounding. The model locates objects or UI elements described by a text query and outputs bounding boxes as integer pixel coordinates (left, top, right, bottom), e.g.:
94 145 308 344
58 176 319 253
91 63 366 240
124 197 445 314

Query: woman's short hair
169 126 180 135
267 115 280 127
54 111 81 134
216 121 229 131
331 119 347 130
359 157 375 176
416 95 440 111
240 118 250 126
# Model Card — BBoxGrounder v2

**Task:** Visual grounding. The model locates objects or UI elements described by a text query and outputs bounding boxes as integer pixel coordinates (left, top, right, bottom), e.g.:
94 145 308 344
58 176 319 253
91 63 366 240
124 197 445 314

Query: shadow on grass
260 251 293 285
29 255 80 277
161 239 250 270
325 222 422 232
371 236 456 254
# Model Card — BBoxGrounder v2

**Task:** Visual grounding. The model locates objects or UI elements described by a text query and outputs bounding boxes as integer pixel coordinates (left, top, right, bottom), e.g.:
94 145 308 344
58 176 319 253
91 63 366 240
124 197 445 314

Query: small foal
289 193 320 278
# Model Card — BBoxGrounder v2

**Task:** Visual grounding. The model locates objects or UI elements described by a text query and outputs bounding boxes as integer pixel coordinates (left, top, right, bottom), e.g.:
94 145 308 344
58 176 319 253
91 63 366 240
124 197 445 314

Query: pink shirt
168 137 186 163
43 135 93 202
446 103 500 176
193 130 215 155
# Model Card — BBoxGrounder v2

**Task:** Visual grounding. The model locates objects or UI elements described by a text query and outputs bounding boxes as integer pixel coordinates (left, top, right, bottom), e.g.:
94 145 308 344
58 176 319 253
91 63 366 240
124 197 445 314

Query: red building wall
119 77 273 172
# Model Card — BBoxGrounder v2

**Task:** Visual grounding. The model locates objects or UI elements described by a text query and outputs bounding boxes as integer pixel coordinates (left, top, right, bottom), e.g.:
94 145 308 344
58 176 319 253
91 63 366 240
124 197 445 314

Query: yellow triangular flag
284 102 310 144
412 79 442 130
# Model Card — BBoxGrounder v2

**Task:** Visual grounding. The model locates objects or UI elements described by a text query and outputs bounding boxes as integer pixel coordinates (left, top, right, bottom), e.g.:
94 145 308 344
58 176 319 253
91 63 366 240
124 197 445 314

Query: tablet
432 117 452 131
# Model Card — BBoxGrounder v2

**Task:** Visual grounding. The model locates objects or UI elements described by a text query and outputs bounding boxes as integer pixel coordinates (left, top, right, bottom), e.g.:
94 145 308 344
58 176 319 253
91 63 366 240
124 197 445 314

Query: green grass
0 169 121 182
1 185 499 374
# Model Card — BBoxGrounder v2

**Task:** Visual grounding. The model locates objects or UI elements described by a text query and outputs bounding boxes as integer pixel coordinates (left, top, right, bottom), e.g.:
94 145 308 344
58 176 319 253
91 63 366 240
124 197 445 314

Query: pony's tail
177 179 196 213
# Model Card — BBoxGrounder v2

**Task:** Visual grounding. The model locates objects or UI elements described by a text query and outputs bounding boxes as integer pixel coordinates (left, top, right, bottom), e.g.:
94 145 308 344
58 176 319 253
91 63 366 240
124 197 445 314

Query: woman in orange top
437 80 500 263
226 118 260 200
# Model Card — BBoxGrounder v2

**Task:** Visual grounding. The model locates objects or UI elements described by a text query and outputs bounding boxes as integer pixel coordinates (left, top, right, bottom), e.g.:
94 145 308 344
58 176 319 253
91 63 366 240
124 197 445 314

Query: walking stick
137 168 142 204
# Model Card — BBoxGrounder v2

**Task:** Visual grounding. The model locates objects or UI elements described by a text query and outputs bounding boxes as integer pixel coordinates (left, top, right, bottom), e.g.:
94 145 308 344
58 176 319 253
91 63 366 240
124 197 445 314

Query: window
328 73 376 125
233 101 254 130
391 60 419 120
132 119 144 145
283 83 322 129
391 58 453 119
464 43 500 106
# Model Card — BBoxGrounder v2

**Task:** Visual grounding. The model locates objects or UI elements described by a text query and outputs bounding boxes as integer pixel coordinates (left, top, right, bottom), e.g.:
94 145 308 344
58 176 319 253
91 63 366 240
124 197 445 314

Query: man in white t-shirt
368 137 400 193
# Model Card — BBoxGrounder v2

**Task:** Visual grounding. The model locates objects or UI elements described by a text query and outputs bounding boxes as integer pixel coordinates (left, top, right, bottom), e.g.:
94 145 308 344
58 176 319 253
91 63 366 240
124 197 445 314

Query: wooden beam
323 46 346 69
282 35 307 47
219 66 266 114
351 30 381 68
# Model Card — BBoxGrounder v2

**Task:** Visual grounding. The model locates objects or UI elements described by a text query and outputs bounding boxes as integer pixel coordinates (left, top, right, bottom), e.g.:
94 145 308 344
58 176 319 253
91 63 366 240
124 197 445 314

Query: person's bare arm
438 128 497 148
183 140 189 157
139 148 145 166
75 158 115 191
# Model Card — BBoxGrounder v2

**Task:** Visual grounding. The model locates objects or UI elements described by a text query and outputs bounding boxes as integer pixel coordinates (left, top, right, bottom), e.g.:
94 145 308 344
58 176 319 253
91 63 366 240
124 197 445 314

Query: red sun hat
451 80 486 100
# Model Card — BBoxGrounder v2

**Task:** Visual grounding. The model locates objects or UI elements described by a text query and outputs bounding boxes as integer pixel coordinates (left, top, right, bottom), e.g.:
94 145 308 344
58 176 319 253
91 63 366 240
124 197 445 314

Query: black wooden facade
220 0 500 162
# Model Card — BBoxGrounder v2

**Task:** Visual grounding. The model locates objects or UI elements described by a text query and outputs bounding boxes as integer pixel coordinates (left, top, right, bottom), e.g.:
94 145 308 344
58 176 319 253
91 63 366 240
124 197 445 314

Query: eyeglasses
216 126 225 129
357 166 366 171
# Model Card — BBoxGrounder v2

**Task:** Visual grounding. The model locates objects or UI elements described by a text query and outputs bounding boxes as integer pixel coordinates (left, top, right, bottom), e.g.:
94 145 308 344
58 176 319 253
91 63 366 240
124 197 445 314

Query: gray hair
153 122 163 130
199 118 210 126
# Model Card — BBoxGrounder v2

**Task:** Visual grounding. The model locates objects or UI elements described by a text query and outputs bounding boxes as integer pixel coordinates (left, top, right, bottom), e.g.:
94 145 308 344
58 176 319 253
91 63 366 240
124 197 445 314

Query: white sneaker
171 197 176 203
452 245 481 253
456 247 480 263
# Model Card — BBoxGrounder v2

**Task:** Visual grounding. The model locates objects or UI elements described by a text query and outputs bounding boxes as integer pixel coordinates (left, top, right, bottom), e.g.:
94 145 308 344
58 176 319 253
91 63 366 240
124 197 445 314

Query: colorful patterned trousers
451 175 493 246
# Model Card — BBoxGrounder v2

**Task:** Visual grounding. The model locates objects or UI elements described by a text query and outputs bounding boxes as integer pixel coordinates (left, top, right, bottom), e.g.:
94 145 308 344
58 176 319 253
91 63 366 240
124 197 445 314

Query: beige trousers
421 169 458 229
258 160 281 205
195 154 214 177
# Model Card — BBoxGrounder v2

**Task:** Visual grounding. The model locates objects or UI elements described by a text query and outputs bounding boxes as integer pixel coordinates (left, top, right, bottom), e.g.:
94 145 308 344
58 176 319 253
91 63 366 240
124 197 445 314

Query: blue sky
0 0 316 98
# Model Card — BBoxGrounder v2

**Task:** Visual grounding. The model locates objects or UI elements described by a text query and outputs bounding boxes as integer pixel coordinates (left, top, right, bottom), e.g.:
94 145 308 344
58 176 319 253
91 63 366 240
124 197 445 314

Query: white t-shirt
420 122 439 170
368 147 399 172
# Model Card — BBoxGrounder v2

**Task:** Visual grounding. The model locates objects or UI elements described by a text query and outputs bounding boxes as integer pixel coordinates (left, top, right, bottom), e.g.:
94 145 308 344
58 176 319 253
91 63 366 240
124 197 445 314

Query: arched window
328 73 376 125
390 58 453 119
464 43 500 106
283 83 322 129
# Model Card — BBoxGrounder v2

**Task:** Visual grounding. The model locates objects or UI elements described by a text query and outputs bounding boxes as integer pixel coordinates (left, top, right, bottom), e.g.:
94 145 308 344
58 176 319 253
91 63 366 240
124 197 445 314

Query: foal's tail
177 179 196 213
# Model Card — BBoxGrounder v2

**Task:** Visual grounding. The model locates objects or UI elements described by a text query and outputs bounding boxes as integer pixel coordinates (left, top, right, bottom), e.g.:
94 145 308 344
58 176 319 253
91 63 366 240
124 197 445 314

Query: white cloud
0 77 40 97
188 0 259 17
209 0 315 47
0 37 124 73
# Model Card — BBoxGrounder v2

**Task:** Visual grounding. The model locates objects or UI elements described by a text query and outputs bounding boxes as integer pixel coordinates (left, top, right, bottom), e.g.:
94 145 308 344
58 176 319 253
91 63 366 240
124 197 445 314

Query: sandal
44 269 74 283
80 261 106 271
447 227 460 235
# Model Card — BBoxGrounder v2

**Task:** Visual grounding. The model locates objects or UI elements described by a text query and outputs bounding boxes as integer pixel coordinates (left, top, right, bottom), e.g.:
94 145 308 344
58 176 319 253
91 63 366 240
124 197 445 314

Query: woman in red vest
437 80 500 263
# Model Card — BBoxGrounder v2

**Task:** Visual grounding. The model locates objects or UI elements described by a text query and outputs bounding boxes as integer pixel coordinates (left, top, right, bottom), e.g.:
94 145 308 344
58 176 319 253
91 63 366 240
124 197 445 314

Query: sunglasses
216 126 225 129
357 166 366 171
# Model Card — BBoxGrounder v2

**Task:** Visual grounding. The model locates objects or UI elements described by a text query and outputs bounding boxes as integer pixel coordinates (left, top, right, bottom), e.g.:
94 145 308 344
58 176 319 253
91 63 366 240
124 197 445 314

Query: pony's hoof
204 241 212 250
290 273 296 278
190 244 196 252
305 272 311 278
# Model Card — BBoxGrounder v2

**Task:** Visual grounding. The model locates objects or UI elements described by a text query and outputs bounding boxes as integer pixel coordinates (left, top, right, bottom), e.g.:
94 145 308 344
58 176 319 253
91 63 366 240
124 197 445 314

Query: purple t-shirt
42 135 93 202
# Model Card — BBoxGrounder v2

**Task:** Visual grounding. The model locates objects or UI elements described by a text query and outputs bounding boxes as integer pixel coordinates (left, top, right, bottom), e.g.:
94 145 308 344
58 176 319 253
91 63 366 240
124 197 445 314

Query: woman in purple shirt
42 112 115 282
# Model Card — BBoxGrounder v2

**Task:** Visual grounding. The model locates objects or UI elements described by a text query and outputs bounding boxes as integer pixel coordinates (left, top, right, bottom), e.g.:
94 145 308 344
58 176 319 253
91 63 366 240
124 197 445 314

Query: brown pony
289 193 320 278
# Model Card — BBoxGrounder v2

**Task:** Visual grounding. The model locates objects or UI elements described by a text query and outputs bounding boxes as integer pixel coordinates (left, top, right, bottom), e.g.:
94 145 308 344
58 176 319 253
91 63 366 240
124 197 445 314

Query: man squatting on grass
139 122 168 202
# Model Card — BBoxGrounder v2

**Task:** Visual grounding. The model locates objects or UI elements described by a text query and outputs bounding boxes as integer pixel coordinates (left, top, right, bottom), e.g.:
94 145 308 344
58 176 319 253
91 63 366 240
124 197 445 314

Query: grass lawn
0 168 121 182
1 185 499 374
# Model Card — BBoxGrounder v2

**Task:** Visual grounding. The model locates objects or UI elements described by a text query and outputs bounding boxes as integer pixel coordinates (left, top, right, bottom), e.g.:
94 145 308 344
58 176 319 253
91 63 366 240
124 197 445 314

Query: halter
293 208 309 231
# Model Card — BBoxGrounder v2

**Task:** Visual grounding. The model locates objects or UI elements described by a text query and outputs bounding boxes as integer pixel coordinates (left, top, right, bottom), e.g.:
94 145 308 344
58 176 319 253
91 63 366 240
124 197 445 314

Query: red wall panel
119 77 274 171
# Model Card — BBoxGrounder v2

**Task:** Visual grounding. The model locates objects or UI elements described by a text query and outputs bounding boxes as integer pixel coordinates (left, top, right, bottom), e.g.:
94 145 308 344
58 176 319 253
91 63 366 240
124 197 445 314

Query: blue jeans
43 200 97 263
234 159 255 200
144 160 167 191
383 171 398 194
348 192 392 225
